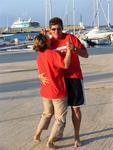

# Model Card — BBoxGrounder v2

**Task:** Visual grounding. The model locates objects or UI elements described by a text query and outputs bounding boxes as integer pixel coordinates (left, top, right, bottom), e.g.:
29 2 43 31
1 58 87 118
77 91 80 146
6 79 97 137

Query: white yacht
83 0 113 45
85 27 113 40
11 18 40 28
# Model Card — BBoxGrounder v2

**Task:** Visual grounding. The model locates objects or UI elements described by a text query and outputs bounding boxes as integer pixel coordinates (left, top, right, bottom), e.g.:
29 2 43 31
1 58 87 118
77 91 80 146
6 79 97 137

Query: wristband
74 47 77 51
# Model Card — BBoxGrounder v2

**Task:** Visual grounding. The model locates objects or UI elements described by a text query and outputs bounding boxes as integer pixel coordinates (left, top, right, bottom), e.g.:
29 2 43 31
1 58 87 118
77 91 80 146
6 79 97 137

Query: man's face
49 24 62 39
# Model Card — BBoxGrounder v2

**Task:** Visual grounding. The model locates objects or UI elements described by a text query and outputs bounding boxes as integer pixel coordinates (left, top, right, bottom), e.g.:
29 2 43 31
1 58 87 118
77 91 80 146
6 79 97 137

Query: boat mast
45 0 52 28
107 0 111 27
45 0 48 27
99 0 109 27
93 0 96 27
93 0 99 27
96 0 99 28
73 0 76 35
63 0 69 26
97 0 110 28
49 0 52 19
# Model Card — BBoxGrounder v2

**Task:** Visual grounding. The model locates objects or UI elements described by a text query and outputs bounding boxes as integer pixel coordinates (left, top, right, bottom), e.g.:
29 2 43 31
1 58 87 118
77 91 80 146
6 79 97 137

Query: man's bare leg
71 107 81 147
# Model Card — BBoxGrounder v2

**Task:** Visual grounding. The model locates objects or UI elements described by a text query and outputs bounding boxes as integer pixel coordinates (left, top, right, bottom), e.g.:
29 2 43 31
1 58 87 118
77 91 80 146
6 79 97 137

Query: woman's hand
66 42 75 51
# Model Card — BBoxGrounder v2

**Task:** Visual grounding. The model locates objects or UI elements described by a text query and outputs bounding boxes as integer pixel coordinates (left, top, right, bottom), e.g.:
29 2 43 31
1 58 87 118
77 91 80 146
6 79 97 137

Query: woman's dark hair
49 17 63 30
33 34 48 52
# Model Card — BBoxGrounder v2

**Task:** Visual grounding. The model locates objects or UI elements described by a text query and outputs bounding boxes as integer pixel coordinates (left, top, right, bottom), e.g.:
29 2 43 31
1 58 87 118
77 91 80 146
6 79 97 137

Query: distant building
11 18 40 28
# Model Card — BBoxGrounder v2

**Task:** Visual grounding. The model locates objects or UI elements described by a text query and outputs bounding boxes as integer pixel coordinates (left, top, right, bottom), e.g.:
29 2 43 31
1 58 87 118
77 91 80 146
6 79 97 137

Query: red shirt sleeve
69 34 85 49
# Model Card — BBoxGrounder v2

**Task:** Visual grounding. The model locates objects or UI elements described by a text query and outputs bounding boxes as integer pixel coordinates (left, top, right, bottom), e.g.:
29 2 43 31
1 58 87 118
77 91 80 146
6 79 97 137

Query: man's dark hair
49 17 63 29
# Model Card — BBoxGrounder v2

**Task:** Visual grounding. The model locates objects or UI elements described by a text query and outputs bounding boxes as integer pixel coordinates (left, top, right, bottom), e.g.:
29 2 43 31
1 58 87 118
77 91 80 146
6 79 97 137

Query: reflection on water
4 32 39 42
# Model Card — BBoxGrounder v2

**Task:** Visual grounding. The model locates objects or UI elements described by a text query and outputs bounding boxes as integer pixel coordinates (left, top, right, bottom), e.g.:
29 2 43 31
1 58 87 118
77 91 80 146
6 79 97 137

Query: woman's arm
64 42 72 68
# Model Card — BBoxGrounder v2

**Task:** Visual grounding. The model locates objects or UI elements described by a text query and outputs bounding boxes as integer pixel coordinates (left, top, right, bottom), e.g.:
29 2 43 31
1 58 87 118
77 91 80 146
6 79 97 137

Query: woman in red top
33 34 72 148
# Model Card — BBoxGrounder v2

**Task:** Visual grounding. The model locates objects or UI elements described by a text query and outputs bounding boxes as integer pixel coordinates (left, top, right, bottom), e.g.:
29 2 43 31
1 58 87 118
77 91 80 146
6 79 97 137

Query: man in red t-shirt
41 17 88 147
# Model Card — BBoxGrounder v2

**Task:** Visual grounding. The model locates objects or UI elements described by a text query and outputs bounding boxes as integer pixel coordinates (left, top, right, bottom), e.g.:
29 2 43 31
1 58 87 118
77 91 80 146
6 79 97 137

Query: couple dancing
33 17 88 149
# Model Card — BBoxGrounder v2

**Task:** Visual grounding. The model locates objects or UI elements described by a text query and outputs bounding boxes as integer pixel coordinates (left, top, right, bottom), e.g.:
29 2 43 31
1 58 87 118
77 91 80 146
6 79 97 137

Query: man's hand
38 73 49 85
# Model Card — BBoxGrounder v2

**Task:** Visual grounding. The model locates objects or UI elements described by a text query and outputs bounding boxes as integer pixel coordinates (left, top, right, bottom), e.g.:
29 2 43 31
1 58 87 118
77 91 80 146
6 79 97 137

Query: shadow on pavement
85 72 113 82
0 112 41 123
81 127 113 146
0 78 40 93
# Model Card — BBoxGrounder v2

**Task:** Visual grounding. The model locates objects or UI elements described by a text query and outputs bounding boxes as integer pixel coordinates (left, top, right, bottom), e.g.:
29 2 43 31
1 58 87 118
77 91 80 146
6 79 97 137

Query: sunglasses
51 27 62 31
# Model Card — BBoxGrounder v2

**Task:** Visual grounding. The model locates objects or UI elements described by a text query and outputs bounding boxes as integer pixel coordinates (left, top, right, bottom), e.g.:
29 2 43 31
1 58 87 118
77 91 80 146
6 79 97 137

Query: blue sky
0 0 113 27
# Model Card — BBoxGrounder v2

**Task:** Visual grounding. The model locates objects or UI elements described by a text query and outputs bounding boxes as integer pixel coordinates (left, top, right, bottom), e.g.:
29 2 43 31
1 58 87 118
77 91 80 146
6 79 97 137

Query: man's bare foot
74 139 81 148
33 134 41 142
46 141 56 149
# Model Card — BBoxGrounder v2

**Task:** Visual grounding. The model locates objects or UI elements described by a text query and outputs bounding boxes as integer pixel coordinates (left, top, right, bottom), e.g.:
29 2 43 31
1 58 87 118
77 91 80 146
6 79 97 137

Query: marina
1 0 113 149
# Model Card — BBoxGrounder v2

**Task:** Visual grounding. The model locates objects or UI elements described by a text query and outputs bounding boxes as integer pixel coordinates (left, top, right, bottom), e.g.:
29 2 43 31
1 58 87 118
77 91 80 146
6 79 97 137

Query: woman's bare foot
74 139 81 148
46 141 56 149
33 134 41 142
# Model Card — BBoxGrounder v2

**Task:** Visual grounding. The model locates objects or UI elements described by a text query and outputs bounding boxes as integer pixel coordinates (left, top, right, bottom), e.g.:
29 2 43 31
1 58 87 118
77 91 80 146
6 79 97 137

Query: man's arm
70 34 89 58
67 41 89 58
76 47 89 58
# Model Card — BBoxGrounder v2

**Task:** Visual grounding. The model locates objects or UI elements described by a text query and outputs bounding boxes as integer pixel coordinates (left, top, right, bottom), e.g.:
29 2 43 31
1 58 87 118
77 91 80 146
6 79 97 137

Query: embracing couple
33 17 88 149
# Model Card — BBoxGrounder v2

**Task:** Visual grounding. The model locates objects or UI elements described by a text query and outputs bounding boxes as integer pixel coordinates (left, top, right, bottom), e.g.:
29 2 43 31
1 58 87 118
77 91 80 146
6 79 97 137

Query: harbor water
3 32 39 42
0 32 113 56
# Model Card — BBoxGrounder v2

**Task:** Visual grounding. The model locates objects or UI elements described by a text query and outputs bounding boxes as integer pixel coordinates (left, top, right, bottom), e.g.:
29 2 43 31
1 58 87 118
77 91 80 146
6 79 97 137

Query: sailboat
85 0 113 45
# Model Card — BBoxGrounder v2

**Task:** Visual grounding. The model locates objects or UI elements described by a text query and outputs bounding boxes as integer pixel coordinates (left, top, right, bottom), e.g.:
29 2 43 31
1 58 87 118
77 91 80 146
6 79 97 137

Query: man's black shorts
65 78 85 106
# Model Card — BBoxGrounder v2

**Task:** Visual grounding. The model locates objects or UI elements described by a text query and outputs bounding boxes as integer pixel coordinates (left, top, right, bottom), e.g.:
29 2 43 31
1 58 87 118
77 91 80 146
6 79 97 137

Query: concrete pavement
0 51 113 150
